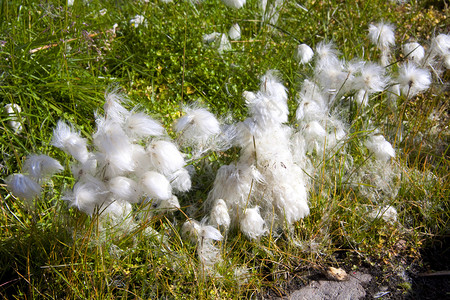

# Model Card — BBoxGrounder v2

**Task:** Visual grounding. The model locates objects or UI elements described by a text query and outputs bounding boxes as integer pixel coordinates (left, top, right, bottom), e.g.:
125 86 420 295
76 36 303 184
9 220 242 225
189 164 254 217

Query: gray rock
286 271 372 300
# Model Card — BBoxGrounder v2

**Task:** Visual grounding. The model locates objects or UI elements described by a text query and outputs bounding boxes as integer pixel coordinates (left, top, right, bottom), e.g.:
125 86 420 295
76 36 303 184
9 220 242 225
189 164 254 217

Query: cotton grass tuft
52 121 90 163
175 104 221 153
365 135 395 163
221 0 246 9
296 44 314 64
228 23 241 40
4 104 23 133
397 62 431 98
240 207 267 240
5 174 41 205
23 154 63 180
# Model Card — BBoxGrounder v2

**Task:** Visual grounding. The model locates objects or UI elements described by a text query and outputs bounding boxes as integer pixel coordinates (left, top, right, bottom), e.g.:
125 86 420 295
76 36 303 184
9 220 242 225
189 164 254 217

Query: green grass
1 0 449 298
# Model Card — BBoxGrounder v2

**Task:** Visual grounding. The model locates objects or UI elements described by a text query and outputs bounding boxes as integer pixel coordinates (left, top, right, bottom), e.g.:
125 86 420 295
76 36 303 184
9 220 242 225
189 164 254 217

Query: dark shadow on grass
408 235 450 300
0 223 72 299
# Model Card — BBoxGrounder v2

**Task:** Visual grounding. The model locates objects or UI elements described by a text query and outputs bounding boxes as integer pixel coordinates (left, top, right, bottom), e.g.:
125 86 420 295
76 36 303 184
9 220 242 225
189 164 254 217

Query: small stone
326 267 349 281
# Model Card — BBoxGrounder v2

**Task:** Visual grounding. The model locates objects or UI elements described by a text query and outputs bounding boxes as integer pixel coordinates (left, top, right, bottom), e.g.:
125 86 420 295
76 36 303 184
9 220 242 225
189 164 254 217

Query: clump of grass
1 0 449 298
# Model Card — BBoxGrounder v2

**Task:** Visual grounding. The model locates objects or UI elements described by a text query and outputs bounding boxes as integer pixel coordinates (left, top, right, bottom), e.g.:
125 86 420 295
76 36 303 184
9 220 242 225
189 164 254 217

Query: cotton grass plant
1 0 449 298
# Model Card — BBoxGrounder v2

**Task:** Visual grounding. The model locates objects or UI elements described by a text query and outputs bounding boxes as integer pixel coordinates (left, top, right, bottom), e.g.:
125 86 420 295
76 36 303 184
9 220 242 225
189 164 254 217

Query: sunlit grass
0 0 449 298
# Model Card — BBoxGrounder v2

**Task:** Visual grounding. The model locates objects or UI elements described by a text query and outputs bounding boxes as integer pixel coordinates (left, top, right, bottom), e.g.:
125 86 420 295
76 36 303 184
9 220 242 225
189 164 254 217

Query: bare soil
262 236 450 300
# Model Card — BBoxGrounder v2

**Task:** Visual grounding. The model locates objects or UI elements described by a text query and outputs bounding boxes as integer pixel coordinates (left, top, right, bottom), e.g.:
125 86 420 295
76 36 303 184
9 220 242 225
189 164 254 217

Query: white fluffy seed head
327 122 347 148
203 32 221 45
355 89 369 106
221 0 246 9
228 23 241 40
52 120 90 163
430 34 450 57
147 140 185 176
23 154 63 180
315 42 340 71
202 32 232 53
368 22 395 66
125 112 165 139
100 200 135 233
130 14 146 28
168 168 192 193
108 176 141 203
369 205 398 224
102 199 133 220
245 72 289 133
181 219 223 243
296 44 314 64
304 120 326 139
302 120 328 154
368 22 395 50
175 106 221 147
217 123 238 149
209 199 231 230
5 103 21 114
313 44 348 98
355 62 389 93
181 219 202 243
95 147 135 179
397 62 431 98
259 70 288 105
94 118 132 156
5 174 41 204
365 135 395 162
296 99 325 121
206 163 246 205
240 207 267 240
70 154 97 179
102 157 135 180
200 224 223 241
242 90 257 103
103 90 131 124
197 239 222 268
130 144 150 178
101 200 133 222
218 33 232 53
272 176 310 225
298 79 326 107
156 195 180 212
4 103 23 133
140 171 172 201
66 175 109 216
444 54 450 69
345 59 365 77
402 42 425 63
260 0 283 25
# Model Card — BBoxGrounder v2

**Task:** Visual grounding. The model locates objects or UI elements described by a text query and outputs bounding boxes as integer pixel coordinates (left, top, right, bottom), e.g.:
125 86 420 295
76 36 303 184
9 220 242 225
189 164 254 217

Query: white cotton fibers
140 171 172 201
365 135 395 162
240 207 267 240
147 140 185 176
5 174 41 204
209 199 231 230
23 154 63 180
296 44 314 64
52 121 90 163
